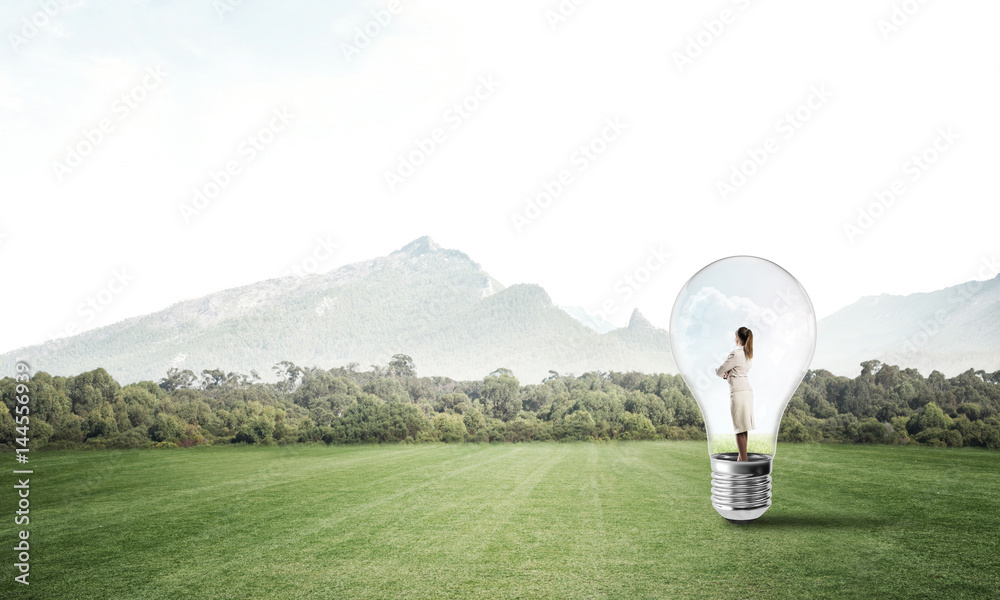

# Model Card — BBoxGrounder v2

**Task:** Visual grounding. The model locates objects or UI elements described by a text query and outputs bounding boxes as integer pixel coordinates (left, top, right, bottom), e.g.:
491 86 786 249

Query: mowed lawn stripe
311 443 572 599
128 444 528 599
24 444 508 599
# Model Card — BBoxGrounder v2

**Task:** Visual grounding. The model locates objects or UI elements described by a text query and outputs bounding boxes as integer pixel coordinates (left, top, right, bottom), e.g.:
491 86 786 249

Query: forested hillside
3 357 998 451
0 237 676 383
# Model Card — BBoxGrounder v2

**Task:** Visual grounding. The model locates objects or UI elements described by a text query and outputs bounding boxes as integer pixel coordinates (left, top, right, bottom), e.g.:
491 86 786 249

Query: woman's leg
735 431 748 461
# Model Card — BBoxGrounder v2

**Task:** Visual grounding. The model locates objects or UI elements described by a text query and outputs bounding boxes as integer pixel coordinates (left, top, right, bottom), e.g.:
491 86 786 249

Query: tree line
1 356 998 450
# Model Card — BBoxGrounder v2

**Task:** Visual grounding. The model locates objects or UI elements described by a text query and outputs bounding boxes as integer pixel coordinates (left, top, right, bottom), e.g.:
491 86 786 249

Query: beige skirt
730 389 755 433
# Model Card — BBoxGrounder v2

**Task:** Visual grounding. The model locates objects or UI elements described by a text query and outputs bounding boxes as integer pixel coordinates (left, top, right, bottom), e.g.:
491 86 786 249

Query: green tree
778 414 810 442
85 402 119 439
432 413 466 442
388 354 416 378
18 372 73 429
909 402 951 434
234 414 276 444
272 361 304 393
149 413 183 442
68 368 121 416
121 384 160 430
0 402 17 446
506 416 553 442
619 411 655 440
434 392 470 413
481 371 521 421
848 418 888 444
363 378 410 403
557 410 595 440
572 389 624 425
463 409 487 439
159 368 198 392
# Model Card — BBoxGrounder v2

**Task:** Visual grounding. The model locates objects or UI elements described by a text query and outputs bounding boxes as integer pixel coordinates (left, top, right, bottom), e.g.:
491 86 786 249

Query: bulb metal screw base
710 452 772 524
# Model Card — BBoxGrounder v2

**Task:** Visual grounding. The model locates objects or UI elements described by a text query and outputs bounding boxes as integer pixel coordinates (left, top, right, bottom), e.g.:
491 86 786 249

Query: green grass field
3 441 998 599
709 433 775 455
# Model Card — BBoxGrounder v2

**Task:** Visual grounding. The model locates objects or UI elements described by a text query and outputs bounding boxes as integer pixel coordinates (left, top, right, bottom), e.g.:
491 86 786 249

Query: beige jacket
717 347 752 392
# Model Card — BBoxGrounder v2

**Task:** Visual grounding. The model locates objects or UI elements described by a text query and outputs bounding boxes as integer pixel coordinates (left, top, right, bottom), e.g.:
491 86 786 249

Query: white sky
2 0 999 354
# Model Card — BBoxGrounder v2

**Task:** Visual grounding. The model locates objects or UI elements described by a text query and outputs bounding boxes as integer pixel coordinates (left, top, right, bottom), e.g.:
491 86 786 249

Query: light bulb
668 256 816 524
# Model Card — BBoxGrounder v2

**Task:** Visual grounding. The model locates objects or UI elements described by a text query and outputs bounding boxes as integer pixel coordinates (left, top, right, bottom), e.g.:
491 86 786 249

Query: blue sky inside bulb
669 256 817 456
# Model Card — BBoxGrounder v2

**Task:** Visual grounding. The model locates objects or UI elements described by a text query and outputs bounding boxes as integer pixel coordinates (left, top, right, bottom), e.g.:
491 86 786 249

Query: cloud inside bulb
682 286 805 362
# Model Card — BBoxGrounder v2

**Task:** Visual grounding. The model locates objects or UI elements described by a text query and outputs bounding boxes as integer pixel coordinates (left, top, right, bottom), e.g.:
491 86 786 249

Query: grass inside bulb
669 256 816 524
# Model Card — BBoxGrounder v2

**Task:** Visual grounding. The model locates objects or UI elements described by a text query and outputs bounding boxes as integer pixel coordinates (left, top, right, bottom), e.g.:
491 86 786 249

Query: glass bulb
669 256 816 523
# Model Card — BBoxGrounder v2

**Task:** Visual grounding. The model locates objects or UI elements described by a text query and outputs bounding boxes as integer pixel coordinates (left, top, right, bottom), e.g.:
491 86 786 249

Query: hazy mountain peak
504 283 553 306
558 306 617 333
627 308 655 331
393 236 441 256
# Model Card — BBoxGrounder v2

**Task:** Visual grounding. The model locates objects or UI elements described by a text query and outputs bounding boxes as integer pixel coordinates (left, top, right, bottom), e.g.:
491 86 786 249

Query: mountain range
813 272 1000 377
2 237 997 384
0 237 675 384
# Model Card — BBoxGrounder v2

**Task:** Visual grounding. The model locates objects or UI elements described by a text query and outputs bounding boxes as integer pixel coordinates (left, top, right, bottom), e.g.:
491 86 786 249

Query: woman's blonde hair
737 326 753 359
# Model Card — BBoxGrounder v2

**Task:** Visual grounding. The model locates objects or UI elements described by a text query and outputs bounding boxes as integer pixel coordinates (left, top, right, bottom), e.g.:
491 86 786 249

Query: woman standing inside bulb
716 326 755 461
